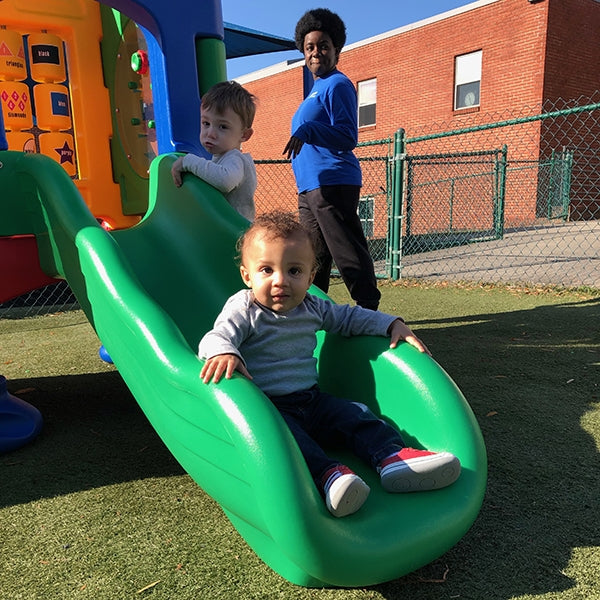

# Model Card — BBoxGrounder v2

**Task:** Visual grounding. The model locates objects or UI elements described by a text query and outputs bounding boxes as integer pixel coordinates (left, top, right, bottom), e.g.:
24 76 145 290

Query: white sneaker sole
326 474 370 517
380 452 461 492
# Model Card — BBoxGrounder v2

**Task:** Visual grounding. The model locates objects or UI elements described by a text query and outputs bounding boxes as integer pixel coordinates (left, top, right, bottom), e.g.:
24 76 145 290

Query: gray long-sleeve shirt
198 289 398 397
181 148 256 221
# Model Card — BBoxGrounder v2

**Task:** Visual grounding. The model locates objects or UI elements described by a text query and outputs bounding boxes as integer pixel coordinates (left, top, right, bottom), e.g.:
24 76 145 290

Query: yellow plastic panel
0 0 138 228
33 83 71 131
0 29 27 81
28 32 66 83
0 80 32 129
38 131 76 176
9 0 86 19
5 130 35 152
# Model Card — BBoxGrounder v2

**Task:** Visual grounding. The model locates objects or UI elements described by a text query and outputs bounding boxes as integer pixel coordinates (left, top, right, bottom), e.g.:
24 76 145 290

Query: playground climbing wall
0 1 141 228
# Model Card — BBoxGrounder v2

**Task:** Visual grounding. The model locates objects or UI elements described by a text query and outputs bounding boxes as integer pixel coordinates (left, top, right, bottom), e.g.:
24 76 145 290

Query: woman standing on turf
283 8 381 310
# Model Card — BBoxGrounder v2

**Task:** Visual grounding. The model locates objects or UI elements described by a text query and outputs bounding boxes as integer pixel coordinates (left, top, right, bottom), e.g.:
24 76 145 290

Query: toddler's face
199 105 252 155
240 231 316 313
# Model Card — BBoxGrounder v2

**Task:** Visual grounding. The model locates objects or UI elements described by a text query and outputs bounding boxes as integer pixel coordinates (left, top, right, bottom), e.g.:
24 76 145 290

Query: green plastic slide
0 151 487 587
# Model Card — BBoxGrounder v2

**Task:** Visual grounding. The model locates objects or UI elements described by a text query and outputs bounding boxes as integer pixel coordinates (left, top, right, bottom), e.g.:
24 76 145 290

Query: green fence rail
396 94 600 287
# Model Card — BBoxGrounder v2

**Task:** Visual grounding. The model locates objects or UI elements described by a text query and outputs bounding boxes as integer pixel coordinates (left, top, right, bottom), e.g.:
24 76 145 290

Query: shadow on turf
1 371 185 508
1 298 599 600
372 298 599 599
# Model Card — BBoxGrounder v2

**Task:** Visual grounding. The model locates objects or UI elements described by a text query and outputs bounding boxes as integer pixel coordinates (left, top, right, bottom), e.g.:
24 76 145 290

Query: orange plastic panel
33 83 72 131
28 33 67 83
0 81 32 130
0 29 27 81
38 131 76 176
5 130 35 152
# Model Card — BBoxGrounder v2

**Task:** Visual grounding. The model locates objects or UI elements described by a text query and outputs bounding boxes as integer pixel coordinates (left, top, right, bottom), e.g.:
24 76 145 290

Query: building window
358 78 376 127
454 50 482 110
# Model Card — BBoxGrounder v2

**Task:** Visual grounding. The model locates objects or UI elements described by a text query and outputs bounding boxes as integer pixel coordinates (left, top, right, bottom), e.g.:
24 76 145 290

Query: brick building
237 0 600 224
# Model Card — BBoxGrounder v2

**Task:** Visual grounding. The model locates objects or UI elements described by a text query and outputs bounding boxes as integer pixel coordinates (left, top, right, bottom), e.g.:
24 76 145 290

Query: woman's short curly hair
294 8 347 52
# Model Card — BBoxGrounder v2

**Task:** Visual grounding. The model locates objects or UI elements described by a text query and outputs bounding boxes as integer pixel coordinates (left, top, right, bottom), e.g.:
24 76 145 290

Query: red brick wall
243 66 304 161
241 0 551 157
343 0 548 140
543 0 600 101
238 0 599 223
543 0 600 219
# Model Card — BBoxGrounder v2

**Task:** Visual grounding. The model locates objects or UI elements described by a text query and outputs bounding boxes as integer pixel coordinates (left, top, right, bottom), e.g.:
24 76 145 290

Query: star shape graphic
55 140 74 165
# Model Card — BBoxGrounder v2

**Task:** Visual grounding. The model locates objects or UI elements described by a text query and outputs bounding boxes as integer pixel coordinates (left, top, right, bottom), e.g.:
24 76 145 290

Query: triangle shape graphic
0 42 14 57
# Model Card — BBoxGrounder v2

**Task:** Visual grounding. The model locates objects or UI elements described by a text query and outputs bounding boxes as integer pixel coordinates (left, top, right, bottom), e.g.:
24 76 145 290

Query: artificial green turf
1 281 599 599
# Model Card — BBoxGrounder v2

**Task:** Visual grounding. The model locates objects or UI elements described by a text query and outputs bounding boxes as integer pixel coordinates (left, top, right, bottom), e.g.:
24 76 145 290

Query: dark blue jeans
269 386 405 485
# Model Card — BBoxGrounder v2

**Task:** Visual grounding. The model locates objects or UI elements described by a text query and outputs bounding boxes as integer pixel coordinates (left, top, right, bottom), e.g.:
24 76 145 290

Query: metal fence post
494 144 507 238
389 128 405 280
561 149 574 220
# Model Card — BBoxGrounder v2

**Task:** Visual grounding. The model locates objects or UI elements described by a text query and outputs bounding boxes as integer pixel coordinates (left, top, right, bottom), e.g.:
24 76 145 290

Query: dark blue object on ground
0 375 43 453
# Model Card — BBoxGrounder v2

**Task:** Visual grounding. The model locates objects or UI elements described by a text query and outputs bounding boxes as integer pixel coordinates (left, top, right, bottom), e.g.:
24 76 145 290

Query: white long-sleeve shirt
181 148 256 221
198 290 398 397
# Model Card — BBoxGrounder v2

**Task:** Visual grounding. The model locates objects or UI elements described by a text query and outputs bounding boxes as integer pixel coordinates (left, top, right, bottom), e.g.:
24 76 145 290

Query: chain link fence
255 94 600 289
0 281 78 319
396 93 600 287
3 93 600 318
254 139 396 278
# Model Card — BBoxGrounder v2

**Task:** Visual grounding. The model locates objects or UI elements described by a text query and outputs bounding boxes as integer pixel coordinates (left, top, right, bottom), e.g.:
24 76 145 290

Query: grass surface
1 280 599 599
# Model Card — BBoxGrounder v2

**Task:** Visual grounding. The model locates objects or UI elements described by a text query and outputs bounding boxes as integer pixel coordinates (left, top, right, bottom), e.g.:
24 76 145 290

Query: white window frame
454 50 482 110
358 78 376 127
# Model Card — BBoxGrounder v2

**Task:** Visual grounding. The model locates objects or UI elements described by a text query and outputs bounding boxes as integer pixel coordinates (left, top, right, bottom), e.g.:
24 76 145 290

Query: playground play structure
0 0 487 588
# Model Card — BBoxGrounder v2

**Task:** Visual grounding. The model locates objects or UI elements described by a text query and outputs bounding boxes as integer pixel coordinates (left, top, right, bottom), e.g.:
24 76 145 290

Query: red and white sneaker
321 465 370 517
378 448 461 492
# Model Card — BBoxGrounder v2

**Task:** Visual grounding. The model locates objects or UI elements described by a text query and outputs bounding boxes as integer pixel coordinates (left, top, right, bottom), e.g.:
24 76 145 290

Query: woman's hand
283 135 305 160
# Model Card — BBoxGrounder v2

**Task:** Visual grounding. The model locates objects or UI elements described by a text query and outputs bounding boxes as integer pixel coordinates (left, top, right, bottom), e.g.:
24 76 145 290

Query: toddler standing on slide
198 212 461 517
171 81 257 221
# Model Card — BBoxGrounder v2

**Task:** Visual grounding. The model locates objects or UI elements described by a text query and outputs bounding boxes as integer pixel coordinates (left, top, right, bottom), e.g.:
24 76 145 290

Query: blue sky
223 0 477 79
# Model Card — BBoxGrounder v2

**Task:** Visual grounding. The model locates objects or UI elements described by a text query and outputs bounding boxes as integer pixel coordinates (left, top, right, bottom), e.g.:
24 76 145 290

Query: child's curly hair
237 211 321 270
294 8 347 53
